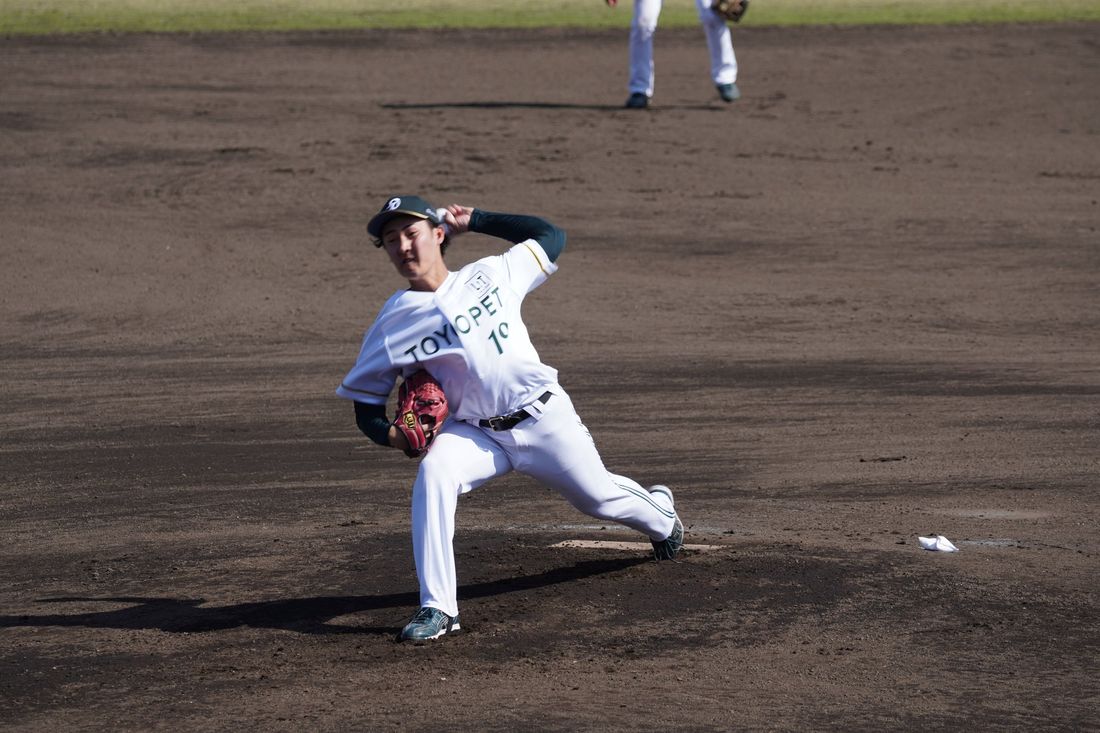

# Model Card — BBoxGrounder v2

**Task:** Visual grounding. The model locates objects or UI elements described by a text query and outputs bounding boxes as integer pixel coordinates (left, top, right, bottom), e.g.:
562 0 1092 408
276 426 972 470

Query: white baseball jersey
337 239 559 421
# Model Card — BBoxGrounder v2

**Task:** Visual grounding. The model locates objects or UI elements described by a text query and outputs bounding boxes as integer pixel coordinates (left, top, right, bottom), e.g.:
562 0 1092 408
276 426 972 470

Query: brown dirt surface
2 22 1099 732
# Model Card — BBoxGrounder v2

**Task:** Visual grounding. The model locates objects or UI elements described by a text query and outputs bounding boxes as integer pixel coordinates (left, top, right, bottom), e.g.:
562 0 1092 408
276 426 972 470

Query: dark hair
371 219 450 255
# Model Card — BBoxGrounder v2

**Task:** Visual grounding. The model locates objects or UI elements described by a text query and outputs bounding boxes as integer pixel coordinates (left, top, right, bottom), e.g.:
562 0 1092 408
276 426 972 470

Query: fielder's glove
393 370 449 458
711 0 750 23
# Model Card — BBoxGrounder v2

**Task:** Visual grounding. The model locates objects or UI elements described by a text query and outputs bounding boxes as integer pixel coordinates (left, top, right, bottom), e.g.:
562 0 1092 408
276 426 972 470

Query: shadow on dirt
1 557 648 635
379 101 721 112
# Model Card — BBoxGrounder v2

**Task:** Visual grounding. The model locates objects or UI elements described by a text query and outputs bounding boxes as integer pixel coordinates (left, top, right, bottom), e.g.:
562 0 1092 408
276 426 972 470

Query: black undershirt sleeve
468 210 566 263
354 401 391 447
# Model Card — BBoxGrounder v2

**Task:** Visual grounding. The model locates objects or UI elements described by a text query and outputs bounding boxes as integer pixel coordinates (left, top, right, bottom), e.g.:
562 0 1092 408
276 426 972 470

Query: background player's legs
629 0 663 96
412 420 512 618
512 393 677 541
695 0 738 86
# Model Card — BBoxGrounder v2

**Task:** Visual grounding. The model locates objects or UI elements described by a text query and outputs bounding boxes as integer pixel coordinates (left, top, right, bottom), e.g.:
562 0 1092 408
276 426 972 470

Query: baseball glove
393 370 449 458
711 0 750 23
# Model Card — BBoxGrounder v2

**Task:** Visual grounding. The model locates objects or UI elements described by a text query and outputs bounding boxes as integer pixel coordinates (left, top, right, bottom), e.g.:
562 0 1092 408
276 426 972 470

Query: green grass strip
1 0 1097 35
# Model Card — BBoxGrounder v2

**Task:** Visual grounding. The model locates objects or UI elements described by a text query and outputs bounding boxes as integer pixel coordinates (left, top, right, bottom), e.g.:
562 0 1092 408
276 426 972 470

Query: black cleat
648 485 684 560
717 83 741 103
399 606 460 643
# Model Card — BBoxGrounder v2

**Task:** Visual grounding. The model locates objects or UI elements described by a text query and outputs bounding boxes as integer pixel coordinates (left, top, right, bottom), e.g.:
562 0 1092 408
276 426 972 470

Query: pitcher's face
381 216 446 286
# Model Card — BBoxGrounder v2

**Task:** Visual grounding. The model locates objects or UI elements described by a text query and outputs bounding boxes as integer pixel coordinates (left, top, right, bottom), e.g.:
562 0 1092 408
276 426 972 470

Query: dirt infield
2 22 1098 731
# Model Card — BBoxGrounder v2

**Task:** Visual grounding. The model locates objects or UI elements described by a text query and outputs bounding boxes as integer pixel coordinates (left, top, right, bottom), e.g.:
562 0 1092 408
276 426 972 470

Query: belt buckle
487 416 508 431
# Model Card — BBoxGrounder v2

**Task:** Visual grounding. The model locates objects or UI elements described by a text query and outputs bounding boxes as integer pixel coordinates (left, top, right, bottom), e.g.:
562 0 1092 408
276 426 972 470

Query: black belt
479 392 553 431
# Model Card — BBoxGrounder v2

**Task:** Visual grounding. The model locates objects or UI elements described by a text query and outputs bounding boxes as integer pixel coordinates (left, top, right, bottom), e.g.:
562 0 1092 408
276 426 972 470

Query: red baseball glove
393 370 449 458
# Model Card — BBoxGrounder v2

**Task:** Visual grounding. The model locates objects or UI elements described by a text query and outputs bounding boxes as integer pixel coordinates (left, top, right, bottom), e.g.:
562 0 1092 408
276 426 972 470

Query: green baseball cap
367 195 443 239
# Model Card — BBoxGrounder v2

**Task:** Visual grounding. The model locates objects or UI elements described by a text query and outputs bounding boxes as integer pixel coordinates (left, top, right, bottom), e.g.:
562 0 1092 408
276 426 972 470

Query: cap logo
384 197 402 212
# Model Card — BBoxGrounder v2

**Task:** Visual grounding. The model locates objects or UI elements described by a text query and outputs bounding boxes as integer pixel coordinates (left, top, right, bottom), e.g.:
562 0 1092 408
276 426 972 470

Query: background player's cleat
717 83 741 103
648 485 684 560
625 92 650 109
399 606 460 642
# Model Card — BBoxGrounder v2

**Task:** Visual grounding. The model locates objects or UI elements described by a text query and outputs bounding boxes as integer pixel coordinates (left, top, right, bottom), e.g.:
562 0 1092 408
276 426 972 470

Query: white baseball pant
629 0 738 97
409 389 677 618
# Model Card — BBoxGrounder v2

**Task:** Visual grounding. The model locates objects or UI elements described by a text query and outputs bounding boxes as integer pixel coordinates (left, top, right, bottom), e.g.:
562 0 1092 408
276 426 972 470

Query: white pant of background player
629 0 738 97
412 387 677 619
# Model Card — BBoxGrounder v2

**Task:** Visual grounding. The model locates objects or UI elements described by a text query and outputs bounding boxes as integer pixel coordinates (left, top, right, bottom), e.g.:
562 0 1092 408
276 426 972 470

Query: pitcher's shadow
380 101 721 111
1 557 648 636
